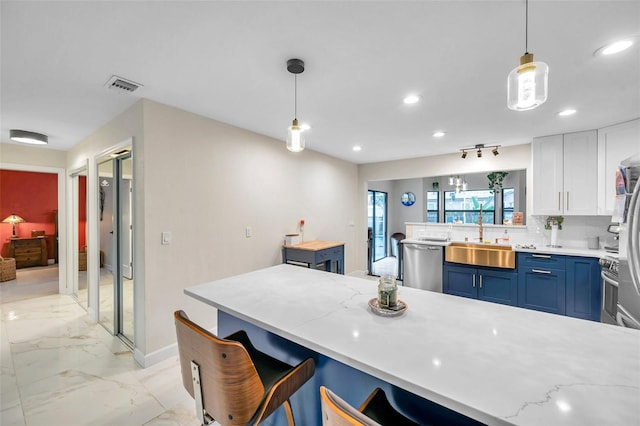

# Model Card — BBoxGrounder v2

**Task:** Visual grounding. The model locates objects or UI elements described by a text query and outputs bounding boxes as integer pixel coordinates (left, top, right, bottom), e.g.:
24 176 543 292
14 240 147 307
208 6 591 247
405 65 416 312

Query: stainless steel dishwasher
402 242 443 292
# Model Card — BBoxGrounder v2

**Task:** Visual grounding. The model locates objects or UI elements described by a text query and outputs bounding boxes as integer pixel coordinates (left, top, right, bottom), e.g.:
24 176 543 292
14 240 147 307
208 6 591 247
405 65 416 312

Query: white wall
140 100 358 361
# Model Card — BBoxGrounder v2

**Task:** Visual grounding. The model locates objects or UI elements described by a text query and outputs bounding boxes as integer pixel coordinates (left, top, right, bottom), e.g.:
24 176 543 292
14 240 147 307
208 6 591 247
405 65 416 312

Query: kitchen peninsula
185 264 639 426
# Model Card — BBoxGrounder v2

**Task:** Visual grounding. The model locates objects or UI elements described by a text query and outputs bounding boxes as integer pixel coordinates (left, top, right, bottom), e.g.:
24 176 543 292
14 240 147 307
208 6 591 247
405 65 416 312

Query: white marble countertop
185 264 639 426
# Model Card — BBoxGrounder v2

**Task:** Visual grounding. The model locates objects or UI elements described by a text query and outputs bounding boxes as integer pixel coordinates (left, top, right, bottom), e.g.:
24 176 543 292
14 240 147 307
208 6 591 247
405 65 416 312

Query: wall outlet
161 231 171 245
245 226 252 238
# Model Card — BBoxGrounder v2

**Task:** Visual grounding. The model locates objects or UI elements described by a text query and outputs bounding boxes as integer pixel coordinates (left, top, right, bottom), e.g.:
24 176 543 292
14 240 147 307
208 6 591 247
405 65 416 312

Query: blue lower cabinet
443 263 518 306
566 256 602 322
443 264 477 299
479 269 518 306
518 267 566 315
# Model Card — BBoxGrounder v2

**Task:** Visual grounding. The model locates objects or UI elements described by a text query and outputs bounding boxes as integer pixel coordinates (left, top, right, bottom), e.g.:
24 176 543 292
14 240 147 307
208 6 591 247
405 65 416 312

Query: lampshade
507 53 549 111
507 0 549 111
2 214 25 225
10 129 48 145
287 119 305 153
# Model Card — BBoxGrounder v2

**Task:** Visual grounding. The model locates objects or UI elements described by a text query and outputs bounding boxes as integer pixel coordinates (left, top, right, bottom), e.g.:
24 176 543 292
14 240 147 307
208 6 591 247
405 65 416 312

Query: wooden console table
8 237 48 268
282 240 344 274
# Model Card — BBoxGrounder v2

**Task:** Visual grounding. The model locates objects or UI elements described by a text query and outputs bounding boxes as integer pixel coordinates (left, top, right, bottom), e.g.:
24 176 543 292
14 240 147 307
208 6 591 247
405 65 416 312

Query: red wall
79 175 87 247
0 170 58 258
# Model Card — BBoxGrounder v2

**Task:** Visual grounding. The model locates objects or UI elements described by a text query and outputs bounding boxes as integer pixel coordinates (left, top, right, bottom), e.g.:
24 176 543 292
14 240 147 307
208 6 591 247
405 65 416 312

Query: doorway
97 151 134 346
367 190 388 263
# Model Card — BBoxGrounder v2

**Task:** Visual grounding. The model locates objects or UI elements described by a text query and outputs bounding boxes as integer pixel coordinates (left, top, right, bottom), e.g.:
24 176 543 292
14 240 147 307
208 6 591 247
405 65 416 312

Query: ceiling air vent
105 75 143 94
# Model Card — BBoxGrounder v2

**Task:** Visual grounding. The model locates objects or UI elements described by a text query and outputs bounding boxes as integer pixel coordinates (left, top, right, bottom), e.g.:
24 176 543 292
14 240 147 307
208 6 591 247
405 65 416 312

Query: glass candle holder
378 275 398 309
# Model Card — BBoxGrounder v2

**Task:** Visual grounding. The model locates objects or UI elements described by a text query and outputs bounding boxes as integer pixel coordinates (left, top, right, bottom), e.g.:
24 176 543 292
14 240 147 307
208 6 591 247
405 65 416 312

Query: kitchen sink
445 242 515 269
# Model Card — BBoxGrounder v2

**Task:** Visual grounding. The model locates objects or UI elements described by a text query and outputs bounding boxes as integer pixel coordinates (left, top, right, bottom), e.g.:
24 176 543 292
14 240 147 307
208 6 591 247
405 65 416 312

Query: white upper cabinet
597 119 640 215
532 130 598 216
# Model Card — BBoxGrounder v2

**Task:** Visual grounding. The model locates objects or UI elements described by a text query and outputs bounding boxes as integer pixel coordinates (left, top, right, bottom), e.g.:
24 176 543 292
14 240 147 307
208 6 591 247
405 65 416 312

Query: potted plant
487 171 508 194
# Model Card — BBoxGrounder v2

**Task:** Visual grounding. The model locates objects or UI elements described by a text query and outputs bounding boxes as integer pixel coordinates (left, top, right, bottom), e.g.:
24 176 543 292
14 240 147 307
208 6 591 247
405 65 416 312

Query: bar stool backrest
320 386 382 426
175 310 265 425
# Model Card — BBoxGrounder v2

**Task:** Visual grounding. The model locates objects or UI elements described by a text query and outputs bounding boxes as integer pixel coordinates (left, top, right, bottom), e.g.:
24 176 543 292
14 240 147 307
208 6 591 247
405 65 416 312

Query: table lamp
2 214 25 237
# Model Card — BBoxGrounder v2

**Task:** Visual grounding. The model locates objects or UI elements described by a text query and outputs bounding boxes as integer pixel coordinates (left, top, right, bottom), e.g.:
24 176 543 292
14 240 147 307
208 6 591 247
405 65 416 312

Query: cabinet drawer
518 252 565 270
16 247 41 256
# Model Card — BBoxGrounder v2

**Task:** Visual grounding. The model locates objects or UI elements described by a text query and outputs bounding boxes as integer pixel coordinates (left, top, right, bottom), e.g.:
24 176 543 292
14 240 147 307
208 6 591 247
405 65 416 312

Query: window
426 191 439 222
502 188 514 223
444 190 495 224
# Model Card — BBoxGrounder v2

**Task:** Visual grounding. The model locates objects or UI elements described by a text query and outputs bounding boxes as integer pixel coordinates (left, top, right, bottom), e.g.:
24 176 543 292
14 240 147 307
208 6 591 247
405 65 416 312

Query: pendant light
507 0 548 111
286 58 305 152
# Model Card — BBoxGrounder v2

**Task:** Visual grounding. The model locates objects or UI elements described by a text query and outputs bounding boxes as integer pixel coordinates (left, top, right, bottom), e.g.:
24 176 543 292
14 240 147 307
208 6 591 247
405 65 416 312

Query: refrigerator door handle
628 178 640 296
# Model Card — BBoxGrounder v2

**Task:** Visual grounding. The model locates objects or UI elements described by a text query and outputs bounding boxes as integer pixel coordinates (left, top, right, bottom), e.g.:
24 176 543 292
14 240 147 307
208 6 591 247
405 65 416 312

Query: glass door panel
119 155 134 344
72 170 89 310
98 159 115 334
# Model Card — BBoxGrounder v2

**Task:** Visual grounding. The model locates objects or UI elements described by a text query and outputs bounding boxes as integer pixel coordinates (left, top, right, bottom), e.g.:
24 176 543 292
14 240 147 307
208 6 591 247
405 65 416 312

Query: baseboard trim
133 324 217 368
134 344 177 368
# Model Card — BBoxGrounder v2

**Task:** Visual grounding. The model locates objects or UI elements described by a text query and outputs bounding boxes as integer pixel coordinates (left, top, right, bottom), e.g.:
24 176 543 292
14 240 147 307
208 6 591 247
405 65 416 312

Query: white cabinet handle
472 275 476 288
558 192 561 211
532 254 551 259
479 275 483 289
566 191 570 211
532 269 551 274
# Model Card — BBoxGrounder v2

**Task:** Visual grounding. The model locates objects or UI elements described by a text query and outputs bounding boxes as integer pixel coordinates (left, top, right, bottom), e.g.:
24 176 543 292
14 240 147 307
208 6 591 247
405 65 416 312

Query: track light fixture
459 144 501 159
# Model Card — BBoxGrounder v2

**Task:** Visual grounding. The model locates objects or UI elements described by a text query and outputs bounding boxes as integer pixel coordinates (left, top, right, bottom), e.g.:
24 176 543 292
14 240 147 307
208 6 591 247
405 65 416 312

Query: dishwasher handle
404 244 441 250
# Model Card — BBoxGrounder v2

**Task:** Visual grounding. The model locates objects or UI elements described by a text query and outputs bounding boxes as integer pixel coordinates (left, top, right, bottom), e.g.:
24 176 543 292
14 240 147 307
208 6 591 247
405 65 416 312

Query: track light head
477 149 482 158
492 147 499 156
461 151 467 159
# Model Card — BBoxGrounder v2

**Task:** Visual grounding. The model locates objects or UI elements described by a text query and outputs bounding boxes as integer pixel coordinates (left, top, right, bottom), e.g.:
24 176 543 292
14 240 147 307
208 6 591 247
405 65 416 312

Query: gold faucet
478 203 483 242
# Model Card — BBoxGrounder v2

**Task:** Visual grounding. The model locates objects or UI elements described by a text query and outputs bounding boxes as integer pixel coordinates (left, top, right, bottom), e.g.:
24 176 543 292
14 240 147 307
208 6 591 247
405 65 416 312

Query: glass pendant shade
507 53 548 111
287 118 305 152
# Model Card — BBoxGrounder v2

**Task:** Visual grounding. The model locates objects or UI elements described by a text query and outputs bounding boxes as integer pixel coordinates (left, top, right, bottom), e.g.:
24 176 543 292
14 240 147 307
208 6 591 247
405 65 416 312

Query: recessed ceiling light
558 109 577 117
433 131 446 138
403 95 421 104
300 123 311 131
595 39 634 56
352 146 362 152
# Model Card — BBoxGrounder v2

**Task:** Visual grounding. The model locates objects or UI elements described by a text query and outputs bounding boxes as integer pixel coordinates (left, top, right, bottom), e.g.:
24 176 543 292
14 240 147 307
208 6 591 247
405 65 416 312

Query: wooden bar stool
320 386 419 426
174 310 315 426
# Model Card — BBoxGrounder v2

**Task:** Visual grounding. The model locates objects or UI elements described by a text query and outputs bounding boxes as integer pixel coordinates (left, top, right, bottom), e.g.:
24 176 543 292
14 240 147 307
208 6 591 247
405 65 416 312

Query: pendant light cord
525 0 529 54
294 74 298 120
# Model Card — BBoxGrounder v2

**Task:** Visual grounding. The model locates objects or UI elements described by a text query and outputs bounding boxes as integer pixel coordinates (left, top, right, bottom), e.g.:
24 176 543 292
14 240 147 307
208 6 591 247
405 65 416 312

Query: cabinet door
518 267 566 315
478 269 518 306
443 264 477 299
532 135 564 215
566 257 602 321
597 119 640 215
563 130 598 215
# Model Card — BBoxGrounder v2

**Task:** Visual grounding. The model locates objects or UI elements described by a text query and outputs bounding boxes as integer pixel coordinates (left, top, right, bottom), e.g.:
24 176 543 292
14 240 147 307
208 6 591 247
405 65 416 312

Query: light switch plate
161 231 171 245
245 227 252 238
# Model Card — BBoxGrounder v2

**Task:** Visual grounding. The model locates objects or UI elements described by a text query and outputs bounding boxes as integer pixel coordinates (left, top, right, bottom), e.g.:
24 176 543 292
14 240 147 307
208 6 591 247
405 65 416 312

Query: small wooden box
0 257 17 282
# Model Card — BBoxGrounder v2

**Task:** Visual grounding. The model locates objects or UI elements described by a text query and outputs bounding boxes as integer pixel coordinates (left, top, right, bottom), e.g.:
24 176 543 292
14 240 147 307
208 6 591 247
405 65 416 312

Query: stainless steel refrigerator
616 154 640 329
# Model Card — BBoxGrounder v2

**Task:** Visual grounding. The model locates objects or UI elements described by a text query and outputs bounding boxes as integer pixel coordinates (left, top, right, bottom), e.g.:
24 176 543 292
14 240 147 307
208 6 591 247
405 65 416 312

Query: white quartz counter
185 264 639 426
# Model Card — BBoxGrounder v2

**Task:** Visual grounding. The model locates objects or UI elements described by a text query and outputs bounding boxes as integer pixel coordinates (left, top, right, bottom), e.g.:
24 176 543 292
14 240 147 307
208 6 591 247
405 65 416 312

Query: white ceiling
1 1 639 164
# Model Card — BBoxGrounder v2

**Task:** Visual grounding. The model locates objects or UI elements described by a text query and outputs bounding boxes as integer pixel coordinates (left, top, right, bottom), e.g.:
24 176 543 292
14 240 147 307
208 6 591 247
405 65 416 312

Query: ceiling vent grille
105 75 143 93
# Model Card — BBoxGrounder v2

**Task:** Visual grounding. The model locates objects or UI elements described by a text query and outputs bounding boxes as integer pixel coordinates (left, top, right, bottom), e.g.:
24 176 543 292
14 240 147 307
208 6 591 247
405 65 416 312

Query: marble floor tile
1 283 199 425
